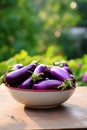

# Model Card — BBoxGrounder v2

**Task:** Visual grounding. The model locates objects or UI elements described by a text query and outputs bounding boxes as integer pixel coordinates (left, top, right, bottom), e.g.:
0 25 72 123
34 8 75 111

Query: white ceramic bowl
6 86 75 108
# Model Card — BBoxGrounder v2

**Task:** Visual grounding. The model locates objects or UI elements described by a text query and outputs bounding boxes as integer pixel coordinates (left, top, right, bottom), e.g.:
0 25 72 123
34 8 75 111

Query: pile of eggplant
0 61 76 90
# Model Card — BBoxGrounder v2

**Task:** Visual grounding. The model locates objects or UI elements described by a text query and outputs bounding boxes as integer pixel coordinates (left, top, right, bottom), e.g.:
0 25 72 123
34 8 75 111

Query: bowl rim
6 85 76 92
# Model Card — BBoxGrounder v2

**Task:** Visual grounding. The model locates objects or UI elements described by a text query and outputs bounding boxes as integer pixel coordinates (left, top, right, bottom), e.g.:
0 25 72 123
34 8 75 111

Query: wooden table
0 86 87 130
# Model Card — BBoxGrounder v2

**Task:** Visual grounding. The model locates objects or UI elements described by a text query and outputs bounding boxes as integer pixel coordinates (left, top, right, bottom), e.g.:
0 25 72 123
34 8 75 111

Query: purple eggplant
53 62 73 77
5 63 36 86
62 66 76 86
32 64 48 82
0 64 24 85
50 66 71 81
13 64 23 70
44 70 53 79
62 66 73 75
19 77 33 89
33 64 47 73
62 63 69 67
49 66 74 89
33 79 62 90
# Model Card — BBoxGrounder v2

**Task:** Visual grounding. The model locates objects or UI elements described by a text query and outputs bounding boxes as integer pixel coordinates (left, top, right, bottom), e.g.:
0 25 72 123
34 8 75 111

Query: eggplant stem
53 62 63 67
57 78 74 90
31 59 40 65
27 70 33 74
32 73 44 82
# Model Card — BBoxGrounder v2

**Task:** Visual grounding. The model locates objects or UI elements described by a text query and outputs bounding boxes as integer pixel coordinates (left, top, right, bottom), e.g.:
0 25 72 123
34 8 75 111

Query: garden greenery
0 0 87 61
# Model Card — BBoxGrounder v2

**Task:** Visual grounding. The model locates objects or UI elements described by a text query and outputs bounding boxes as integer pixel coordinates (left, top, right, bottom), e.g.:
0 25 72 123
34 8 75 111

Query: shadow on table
24 103 87 129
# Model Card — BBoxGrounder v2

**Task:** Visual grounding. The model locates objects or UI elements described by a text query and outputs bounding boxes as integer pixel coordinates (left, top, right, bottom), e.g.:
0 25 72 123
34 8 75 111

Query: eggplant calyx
57 79 74 90
32 73 44 82
31 59 40 65
53 62 69 68
65 79 74 89
53 62 63 67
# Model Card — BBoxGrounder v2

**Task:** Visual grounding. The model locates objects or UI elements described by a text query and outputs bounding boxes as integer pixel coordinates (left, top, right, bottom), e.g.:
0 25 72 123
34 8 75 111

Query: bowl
6 86 75 108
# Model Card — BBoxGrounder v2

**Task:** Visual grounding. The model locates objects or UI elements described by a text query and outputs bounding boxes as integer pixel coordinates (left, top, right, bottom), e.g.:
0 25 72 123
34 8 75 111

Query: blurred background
0 0 87 61
0 0 87 85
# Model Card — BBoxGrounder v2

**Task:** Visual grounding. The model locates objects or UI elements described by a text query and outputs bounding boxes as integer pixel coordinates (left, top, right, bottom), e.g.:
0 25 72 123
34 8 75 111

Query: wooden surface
0 86 87 130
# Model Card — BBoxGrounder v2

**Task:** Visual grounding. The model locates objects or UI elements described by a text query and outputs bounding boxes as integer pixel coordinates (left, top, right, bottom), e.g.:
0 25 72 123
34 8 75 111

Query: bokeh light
54 31 61 38
70 1 77 9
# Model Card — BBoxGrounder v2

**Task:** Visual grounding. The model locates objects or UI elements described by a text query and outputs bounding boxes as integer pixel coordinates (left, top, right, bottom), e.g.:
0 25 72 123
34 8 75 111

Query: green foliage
68 56 87 86
0 0 41 61
0 0 87 61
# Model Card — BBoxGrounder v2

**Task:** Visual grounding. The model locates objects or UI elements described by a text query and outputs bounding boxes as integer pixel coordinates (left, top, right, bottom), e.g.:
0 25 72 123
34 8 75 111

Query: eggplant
13 64 23 70
32 64 48 82
62 66 73 75
50 66 71 81
0 64 24 85
33 79 62 90
62 67 76 86
33 64 47 73
19 77 33 89
62 63 69 67
50 66 74 89
5 63 36 86
44 69 54 79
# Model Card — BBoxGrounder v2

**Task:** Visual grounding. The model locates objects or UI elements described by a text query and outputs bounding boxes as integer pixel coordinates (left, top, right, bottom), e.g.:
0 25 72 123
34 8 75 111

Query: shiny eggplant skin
6 64 36 86
19 77 34 89
50 66 71 81
33 79 62 90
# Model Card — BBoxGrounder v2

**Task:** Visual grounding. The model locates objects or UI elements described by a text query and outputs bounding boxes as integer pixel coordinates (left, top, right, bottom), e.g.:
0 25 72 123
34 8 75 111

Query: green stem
53 62 63 67
32 73 44 82
58 78 74 90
